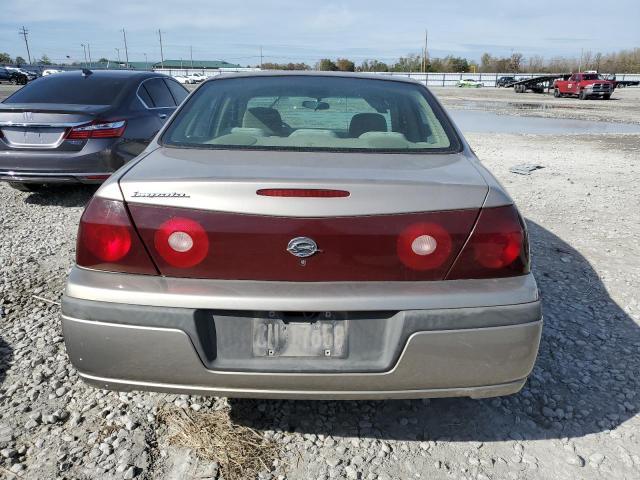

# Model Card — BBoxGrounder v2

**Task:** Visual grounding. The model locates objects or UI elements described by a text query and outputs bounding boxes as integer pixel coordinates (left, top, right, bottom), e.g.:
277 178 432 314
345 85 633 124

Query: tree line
260 48 639 74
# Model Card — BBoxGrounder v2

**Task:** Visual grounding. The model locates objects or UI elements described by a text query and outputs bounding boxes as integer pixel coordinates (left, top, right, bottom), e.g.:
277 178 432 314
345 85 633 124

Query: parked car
173 75 190 84
0 69 188 191
496 76 515 87
5 67 37 82
42 69 63 76
457 78 483 88
62 72 542 400
0 67 29 85
187 72 206 83
553 72 614 100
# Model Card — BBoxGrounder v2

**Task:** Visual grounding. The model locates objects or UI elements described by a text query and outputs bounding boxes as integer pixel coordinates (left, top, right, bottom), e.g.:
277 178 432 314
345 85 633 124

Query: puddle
449 109 640 134
458 101 597 111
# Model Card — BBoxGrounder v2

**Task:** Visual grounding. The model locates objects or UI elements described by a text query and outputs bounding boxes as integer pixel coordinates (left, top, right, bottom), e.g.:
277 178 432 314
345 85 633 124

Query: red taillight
257 189 350 198
76 197 158 275
154 217 209 268
67 120 126 140
397 222 452 270
447 205 529 279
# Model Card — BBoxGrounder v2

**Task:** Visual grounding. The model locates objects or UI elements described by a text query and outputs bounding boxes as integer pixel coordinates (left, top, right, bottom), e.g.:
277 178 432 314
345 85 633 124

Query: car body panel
119 147 490 216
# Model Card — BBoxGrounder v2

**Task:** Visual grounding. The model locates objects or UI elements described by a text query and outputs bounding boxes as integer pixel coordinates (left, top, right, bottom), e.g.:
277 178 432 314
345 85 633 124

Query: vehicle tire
603 94 611 100
578 90 587 100
554 88 561 98
7 182 47 193
10 78 17 85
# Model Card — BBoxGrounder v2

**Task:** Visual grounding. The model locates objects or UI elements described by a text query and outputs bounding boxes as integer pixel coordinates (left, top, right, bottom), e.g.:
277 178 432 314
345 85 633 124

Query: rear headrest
349 113 387 138
242 107 285 136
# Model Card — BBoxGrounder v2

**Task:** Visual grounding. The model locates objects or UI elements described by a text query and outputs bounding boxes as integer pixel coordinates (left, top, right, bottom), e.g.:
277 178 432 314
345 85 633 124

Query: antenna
19 26 32 64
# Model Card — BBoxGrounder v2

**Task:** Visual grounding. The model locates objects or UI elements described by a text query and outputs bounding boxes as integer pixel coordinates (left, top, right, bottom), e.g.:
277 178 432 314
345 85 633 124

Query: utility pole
19 26 32 64
260 46 263 69
158 30 165 69
121 28 129 68
144 53 148 70
87 43 92 67
190 45 193 69
578 48 584 72
115 48 121 64
423 29 428 73
81 43 87 67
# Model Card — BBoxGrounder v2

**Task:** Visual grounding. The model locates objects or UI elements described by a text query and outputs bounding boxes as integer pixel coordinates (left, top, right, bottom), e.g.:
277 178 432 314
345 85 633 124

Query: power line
18 26 32 64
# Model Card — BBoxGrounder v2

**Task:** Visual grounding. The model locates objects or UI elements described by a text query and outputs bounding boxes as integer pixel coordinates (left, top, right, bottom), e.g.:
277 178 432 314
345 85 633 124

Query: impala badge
287 237 319 258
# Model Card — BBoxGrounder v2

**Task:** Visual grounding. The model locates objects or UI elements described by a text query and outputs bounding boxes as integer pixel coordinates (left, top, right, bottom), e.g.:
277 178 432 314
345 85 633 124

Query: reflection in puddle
449 109 640 134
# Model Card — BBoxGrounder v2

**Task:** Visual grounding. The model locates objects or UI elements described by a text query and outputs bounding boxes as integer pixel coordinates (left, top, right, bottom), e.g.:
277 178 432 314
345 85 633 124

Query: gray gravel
1 93 639 479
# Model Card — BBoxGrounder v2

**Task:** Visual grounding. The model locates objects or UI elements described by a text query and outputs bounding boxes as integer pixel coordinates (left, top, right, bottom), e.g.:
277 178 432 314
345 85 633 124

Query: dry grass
159 406 280 480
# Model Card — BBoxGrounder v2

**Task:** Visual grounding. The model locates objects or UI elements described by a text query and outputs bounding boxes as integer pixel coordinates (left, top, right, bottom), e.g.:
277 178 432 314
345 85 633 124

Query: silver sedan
62 72 542 399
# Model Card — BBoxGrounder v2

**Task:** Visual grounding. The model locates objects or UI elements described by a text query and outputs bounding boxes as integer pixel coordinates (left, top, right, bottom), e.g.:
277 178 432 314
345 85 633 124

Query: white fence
152 68 640 87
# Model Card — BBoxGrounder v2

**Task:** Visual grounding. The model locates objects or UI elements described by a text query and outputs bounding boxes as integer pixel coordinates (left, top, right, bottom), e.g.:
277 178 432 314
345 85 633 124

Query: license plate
1 127 66 147
253 316 348 358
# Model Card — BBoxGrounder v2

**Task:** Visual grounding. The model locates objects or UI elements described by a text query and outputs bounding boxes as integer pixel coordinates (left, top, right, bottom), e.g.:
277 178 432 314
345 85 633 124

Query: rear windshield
4 75 129 105
162 76 460 153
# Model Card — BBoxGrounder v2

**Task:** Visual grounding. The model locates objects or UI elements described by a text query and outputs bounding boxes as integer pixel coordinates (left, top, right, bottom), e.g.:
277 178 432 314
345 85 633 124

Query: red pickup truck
553 73 614 100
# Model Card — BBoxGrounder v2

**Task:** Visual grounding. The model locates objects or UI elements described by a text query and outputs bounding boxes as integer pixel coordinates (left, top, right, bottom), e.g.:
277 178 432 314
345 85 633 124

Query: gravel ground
435 86 640 124
1 86 640 479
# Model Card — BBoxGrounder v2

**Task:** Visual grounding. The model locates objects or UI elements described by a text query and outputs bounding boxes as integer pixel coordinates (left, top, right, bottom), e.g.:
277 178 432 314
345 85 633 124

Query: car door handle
158 113 168 119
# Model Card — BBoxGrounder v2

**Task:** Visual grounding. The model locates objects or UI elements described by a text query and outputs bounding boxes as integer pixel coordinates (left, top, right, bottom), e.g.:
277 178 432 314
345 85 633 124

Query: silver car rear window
161 76 461 153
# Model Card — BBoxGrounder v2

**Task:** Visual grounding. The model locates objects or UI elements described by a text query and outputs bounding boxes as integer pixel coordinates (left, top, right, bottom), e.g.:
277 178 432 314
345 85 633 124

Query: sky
1 0 638 65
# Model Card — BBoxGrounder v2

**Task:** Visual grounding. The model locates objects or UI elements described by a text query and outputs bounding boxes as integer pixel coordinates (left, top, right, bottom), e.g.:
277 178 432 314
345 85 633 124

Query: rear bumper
62 268 542 399
0 138 131 184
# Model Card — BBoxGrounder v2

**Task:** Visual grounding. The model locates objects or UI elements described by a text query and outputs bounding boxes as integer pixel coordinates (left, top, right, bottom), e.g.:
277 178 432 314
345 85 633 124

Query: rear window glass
165 79 189 104
4 75 129 105
143 78 175 108
162 76 459 153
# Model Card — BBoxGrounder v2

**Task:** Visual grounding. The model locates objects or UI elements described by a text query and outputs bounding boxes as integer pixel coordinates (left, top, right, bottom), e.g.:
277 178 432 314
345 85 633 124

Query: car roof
46 70 166 81
203 70 424 85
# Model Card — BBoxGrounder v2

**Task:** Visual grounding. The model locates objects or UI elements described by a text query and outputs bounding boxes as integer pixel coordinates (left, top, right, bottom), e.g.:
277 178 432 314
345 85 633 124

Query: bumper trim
0 171 112 184
78 371 527 400
65 267 539 312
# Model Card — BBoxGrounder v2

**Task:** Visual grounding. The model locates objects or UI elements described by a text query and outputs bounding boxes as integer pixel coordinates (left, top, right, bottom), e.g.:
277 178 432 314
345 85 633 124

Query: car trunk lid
120 147 489 281
0 103 110 150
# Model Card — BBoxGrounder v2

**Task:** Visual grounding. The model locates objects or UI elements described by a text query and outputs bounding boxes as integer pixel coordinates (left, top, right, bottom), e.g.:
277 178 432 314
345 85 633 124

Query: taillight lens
397 222 452 270
76 197 158 275
67 120 126 139
154 217 209 268
447 205 529 279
